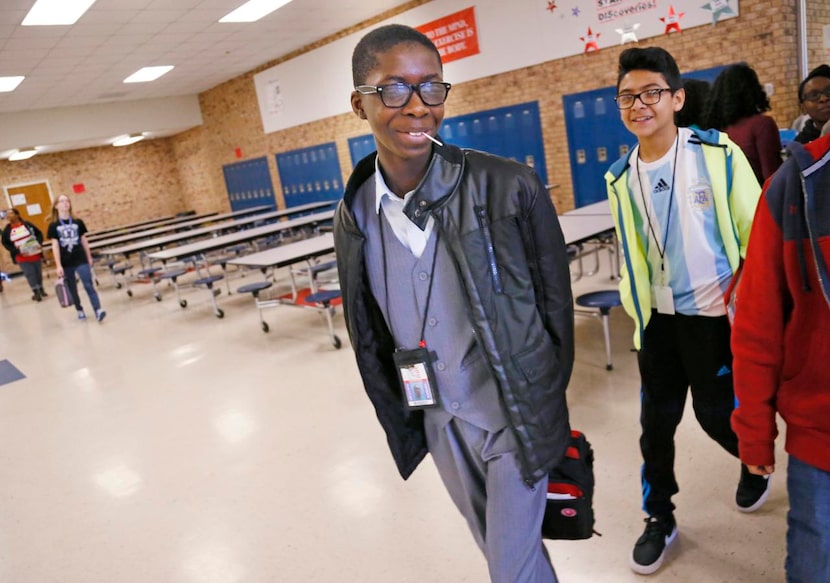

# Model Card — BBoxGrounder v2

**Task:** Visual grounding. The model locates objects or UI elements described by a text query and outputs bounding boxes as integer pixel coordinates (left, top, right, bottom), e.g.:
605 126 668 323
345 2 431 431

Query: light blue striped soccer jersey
627 128 731 316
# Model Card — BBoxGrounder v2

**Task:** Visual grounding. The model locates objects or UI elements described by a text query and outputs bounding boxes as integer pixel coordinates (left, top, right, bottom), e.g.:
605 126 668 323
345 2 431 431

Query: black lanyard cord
636 132 679 274
379 207 439 348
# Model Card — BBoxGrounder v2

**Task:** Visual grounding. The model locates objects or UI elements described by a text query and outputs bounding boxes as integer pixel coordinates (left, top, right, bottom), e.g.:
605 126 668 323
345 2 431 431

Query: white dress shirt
374 158 435 258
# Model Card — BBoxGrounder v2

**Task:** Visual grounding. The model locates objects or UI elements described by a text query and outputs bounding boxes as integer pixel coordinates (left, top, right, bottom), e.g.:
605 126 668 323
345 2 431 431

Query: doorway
4 181 53 236
3 181 55 271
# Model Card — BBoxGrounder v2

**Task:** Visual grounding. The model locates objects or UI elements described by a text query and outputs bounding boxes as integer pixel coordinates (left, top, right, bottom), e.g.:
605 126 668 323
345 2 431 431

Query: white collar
374 157 415 213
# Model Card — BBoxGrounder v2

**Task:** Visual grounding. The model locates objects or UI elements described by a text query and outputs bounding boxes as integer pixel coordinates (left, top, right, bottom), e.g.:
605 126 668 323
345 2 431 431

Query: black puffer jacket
334 143 575 484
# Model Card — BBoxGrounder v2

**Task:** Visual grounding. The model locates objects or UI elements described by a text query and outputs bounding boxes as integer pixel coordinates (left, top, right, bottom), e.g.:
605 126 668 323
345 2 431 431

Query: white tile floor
0 250 788 583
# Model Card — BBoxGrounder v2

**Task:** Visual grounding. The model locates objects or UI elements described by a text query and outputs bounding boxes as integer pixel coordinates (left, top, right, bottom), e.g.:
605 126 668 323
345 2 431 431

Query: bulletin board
254 0 739 133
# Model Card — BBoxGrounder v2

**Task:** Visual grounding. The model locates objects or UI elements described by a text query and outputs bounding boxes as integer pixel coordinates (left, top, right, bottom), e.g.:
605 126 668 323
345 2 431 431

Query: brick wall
0 139 186 274
176 0 806 215
808 0 830 68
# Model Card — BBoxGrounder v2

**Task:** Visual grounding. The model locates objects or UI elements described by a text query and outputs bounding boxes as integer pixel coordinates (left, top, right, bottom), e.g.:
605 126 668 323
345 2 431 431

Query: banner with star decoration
549 0 739 56
253 0 741 132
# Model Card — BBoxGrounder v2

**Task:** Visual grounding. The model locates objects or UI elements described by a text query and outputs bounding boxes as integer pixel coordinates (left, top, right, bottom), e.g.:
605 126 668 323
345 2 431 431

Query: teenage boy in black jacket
334 24 574 583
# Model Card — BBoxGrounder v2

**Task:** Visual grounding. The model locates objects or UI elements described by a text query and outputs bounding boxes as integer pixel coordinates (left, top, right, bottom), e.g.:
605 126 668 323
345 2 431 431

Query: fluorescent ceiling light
219 0 294 23
22 0 98 26
112 133 145 147
123 66 174 84
8 148 38 161
0 76 25 92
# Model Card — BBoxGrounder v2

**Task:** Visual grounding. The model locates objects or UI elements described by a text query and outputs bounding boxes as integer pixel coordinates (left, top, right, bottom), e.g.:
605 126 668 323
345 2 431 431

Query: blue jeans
786 455 830 583
64 263 100 313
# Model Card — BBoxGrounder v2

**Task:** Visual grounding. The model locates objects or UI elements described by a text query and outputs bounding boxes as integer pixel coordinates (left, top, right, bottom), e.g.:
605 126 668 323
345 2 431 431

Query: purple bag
55 278 73 308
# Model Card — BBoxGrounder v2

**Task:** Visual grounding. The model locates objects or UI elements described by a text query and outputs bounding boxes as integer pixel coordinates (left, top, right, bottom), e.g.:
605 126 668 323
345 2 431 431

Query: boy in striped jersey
604 47 765 575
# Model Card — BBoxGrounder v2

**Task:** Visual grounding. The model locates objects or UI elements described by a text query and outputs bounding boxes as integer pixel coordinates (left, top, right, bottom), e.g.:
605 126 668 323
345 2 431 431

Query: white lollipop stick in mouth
409 132 443 146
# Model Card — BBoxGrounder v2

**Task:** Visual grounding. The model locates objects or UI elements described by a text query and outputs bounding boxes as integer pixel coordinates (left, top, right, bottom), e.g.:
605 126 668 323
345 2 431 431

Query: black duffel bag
542 430 597 540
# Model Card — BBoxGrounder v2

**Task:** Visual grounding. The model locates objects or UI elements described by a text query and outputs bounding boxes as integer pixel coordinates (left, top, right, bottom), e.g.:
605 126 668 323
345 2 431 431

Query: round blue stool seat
305 289 342 305
137 267 160 278
575 290 622 371
566 245 580 260
237 281 273 295
193 274 224 286
576 290 621 314
158 268 188 281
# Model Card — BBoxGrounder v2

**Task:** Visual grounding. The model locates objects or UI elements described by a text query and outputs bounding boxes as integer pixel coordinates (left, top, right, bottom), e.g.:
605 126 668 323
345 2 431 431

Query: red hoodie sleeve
730 192 786 467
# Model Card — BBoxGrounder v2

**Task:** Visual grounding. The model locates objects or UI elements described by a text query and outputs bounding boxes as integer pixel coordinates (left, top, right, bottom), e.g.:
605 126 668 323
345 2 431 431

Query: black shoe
630 514 678 575
736 464 771 513
40 289 47 297
32 290 42 302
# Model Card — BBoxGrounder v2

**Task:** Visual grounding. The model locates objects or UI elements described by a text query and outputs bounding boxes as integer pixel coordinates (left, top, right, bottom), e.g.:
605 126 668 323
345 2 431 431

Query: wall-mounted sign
417 6 479 64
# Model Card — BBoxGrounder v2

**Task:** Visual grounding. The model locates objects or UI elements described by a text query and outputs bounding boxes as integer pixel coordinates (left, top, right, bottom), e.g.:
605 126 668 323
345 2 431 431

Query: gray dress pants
424 413 558 583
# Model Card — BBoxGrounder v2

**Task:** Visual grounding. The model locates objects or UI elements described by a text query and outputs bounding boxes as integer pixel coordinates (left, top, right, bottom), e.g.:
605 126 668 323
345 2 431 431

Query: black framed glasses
802 86 830 102
614 88 672 110
355 82 452 108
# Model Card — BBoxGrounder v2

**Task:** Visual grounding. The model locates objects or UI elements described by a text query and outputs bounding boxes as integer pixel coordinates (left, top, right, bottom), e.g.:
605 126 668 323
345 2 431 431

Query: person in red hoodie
731 133 830 583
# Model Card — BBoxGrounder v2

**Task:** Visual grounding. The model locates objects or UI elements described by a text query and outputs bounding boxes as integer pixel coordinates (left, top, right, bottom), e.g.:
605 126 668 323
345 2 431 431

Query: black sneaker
736 464 771 513
630 514 678 575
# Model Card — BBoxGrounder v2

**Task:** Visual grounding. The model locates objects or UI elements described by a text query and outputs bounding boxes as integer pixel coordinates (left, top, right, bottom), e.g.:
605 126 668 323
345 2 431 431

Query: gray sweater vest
353 179 508 432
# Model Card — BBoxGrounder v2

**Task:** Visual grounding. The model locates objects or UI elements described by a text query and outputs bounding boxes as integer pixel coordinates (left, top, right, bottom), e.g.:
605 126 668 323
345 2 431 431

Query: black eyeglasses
802 86 830 102
614 88 672 110
355 82 452 108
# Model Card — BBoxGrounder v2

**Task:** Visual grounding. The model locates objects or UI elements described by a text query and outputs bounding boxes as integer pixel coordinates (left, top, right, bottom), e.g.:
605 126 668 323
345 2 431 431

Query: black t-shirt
47 218 89 268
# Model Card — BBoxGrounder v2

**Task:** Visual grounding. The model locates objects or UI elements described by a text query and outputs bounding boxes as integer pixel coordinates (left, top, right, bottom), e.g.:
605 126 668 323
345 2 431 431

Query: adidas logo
653 178 671 193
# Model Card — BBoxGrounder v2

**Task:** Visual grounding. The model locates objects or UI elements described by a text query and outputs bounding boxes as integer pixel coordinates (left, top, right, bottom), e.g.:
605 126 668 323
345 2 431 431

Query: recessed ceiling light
0 76 25 92
8 148 38 161
22 0 98 26
123 66 174 84
112 133 145 147
219 0 294 23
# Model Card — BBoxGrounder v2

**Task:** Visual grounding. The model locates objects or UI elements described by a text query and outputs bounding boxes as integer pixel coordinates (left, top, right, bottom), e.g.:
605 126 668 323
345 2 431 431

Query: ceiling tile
0 0 417 146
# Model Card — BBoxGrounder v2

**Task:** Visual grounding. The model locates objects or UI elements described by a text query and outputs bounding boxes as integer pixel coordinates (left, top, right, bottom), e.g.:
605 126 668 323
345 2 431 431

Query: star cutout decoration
701 0 735 25
547 1 557 13
660 6 684 34
615 23 640 44
572 6 581 17
580 27 600 53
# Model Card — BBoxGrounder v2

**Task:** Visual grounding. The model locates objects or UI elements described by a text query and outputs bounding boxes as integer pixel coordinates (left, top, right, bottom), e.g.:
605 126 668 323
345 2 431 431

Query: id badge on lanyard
653 284 676 314
392 347 439 410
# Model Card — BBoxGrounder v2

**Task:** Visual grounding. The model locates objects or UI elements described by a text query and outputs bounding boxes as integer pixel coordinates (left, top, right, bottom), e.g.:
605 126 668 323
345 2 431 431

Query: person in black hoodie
795 64 830 144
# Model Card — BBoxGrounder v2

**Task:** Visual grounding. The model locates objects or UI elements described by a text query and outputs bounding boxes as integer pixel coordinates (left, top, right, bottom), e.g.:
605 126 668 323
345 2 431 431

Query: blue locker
275 142 343 207
348 135 376 167
347 101 548 187
222 156 277 212
563 65 730 208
